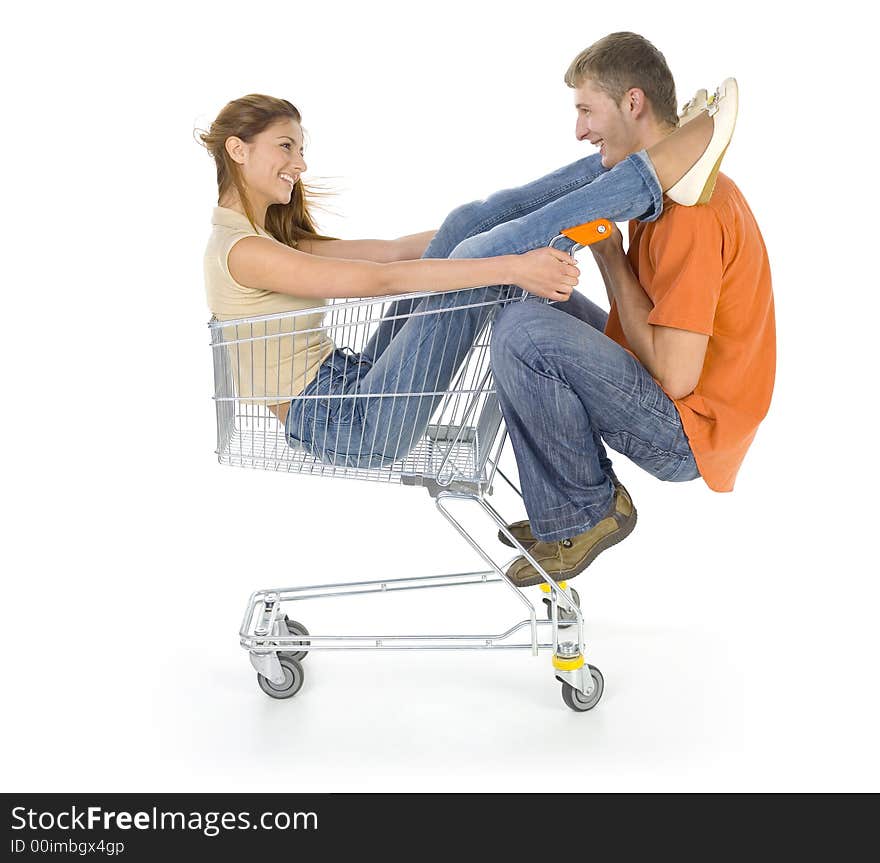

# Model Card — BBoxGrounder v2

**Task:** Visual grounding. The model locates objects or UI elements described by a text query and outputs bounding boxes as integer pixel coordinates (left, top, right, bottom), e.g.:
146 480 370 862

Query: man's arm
589 225 709 400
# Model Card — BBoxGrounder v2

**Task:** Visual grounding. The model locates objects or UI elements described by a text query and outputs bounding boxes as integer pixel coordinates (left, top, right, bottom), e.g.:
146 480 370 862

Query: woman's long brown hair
198 94 335 246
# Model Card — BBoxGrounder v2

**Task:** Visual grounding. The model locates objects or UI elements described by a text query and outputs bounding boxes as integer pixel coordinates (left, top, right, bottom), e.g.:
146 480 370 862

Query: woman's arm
391 230 436 260
227 235 578 301
297 230 437 262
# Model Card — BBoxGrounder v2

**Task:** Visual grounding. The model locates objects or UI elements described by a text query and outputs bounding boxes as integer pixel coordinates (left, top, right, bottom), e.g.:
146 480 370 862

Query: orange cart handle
560 218 613 246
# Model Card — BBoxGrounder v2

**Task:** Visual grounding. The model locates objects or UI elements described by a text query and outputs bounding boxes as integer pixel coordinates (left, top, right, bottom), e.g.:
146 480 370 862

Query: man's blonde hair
564 32 678 127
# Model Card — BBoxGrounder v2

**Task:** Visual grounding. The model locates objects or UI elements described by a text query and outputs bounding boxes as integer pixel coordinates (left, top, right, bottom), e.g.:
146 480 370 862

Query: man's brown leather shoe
504 485 637 587
498 473 624 550
497 518 539 550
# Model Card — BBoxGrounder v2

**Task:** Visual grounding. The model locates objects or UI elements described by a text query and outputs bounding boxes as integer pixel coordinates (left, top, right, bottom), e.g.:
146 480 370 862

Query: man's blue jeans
490 293 699 542
285 151 680 481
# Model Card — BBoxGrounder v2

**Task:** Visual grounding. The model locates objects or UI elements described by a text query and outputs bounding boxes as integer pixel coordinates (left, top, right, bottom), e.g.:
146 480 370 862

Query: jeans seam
531 496 613 540
637 389 681 425
607 428 687 460
539 499 597 514
508 327 616 527
535 346 685 432
518 338 689 460
515 331 574 389
628 151 664 223
666 454 698 481
471 178 587 236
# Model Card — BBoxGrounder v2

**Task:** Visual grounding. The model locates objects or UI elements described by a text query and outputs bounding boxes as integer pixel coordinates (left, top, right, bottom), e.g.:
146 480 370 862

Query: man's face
573 78 639 168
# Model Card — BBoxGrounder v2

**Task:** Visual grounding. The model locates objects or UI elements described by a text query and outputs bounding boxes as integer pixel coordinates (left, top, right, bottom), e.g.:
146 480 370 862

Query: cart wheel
561 665 603 712
281 616 311 663
257 656 305 700
543 586 581 621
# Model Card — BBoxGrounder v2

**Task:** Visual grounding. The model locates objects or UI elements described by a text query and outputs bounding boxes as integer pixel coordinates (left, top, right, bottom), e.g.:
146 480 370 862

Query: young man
484 33 775 586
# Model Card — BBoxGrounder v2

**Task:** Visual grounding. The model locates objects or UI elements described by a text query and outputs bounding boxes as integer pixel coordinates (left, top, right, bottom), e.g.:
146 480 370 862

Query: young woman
200 92 728 468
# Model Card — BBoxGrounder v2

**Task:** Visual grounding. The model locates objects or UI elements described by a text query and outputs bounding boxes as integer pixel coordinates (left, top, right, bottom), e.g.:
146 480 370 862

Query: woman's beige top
204 207 334 406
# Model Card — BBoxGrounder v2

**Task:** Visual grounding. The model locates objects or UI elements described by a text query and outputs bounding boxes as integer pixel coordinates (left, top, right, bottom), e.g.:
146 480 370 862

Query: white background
2 0 877 792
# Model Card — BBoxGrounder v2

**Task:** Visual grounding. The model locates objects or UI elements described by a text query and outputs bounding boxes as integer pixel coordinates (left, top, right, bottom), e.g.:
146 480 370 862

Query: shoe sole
506 508 638 588
696 144 728 205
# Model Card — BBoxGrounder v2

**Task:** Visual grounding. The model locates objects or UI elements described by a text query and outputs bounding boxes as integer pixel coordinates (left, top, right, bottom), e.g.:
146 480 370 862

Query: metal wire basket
209 288 511 491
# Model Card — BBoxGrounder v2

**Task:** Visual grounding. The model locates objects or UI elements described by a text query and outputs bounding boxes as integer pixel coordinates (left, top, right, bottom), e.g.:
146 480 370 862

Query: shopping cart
209 220 613 712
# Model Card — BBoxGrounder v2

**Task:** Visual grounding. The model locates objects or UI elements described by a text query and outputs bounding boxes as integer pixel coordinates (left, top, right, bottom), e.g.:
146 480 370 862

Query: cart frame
210 229 610 710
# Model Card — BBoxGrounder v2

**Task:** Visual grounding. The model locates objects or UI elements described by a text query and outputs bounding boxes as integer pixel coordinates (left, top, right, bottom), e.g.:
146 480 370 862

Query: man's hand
588 221 625 259
587 222 625 307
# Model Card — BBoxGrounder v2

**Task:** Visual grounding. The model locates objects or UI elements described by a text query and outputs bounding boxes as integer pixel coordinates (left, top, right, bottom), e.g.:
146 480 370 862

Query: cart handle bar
561 218 613 247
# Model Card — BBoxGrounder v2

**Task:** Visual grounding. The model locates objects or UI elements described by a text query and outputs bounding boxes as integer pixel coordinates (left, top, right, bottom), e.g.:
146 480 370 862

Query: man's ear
625 88 648 119
224 136 247 165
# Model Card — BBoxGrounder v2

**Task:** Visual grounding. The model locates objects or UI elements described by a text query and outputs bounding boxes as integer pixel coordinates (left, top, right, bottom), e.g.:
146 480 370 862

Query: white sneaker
667 78 738 206
679 88 708 126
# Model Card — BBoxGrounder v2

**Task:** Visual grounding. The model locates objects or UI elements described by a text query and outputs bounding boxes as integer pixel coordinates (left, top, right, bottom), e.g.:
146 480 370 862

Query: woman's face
233 118 307 207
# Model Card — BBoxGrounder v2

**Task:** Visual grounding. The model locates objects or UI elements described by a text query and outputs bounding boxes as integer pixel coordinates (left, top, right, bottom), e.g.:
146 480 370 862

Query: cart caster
281 616 310 662
257 656 305 700
560 665 603 712
543 586 580 621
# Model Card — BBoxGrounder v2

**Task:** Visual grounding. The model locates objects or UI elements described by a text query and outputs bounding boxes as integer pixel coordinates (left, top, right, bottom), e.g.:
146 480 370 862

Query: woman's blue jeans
284 151 681 487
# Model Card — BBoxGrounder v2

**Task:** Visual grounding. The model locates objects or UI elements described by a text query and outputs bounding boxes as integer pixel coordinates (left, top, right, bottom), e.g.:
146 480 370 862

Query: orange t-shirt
604 174 775 492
